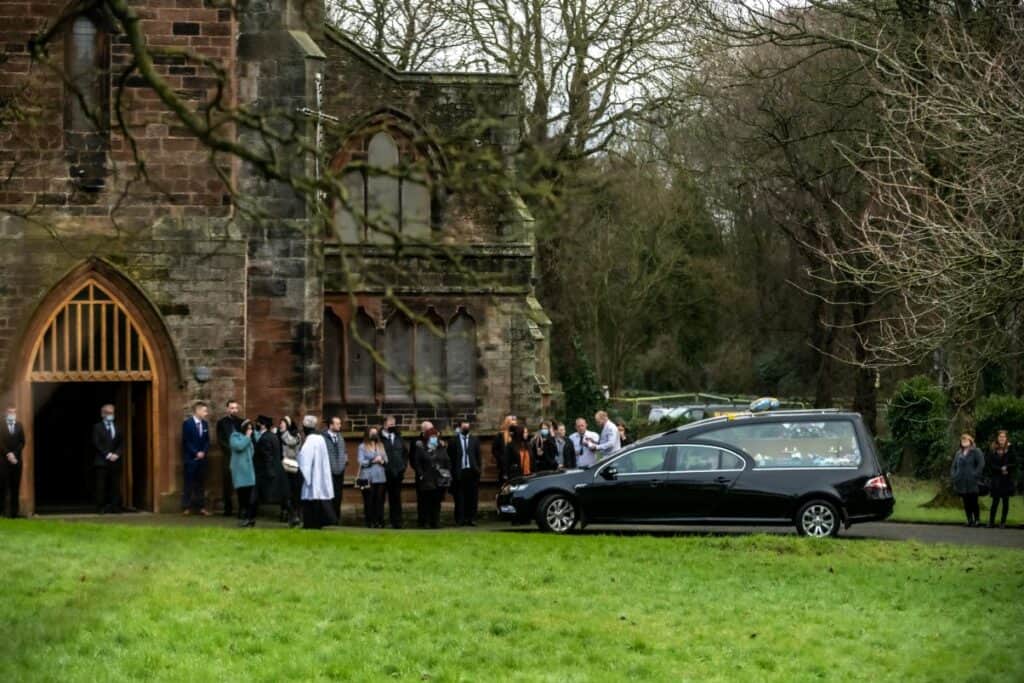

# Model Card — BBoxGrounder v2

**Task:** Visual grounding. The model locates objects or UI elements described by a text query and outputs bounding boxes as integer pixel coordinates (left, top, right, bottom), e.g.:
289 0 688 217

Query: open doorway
32 381 151 513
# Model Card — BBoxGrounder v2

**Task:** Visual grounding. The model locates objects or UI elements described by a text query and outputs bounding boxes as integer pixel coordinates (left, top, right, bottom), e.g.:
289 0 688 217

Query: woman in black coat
986 430 1016 528
950 434 986 527
413 428 450 529
529 421 559 472
503 424 531 479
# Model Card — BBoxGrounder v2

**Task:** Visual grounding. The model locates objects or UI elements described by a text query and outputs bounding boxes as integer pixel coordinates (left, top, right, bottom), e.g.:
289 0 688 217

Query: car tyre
795 499 841 538
535 494 578 534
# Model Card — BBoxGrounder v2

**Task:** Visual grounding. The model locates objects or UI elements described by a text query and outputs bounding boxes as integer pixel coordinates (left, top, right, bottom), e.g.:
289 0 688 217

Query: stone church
0 0 552 514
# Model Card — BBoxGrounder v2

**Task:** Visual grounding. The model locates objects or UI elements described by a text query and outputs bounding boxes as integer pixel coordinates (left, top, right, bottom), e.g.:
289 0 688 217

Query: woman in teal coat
230 420 257 527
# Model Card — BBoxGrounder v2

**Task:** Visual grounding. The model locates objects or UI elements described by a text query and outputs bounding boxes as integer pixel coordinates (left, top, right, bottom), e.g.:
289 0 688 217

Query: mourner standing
951 434 986 527
381 416 407 529
1 405 25 518
324 416 347 525
986 430 1016 528
182 401 211 516
450 420 481 526
216 400 243 517
91 404 124 514
297 415 335 529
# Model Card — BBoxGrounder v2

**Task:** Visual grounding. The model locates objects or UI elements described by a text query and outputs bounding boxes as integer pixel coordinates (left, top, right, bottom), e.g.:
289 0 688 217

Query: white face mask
5 414 14 423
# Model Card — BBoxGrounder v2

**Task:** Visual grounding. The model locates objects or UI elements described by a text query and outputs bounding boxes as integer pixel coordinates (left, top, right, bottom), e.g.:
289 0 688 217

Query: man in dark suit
323 416 346 525
91 404 124 513
1 405 26 518
216 400 243 517
182 401 211 516
381 415 407 529
449 419 481 526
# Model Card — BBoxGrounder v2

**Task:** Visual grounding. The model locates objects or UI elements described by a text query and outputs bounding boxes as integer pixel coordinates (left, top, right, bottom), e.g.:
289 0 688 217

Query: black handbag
355 476 370 490
978 477 990 497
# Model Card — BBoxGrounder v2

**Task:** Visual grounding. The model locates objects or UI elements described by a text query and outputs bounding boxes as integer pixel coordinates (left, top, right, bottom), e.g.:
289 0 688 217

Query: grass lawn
890 478 1024 526
1 521 1022 682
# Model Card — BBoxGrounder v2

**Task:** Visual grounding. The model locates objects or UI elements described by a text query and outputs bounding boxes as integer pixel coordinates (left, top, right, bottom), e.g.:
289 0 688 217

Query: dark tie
108 423 114 438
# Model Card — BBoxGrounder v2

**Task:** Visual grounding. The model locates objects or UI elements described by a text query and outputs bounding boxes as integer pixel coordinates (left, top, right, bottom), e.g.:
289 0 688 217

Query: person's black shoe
999 522 1007 528
987 523 995 528
467 521 477 527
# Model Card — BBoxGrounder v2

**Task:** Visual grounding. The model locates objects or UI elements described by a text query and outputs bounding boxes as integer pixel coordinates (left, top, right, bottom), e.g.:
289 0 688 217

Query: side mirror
601 466 618 481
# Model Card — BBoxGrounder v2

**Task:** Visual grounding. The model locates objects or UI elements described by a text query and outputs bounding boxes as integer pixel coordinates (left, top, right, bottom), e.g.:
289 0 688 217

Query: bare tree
812 13 1024 420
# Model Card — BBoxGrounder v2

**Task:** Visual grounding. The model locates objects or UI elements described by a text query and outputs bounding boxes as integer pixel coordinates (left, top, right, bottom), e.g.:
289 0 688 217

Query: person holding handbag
951 433 986 527
414 427 450 529
986 430 1016 528
279 416 302 526
357 426 388 528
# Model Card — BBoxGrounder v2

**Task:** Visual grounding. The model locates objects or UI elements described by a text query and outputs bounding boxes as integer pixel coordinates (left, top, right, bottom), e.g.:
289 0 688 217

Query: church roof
324 25 519 87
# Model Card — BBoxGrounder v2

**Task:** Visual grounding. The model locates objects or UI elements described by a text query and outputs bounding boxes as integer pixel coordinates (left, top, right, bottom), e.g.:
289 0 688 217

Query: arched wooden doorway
11 262 180 514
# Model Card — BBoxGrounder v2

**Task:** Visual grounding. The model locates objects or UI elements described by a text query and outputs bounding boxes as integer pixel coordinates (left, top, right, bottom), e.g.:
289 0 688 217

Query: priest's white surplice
298 433 334 501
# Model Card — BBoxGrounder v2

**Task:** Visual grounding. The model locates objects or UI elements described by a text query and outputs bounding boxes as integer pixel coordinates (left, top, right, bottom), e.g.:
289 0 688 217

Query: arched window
346 309 377 402
383 313 413 402
65 13 110 191
331 124 437 244
446 309 477 403
415 309 446 404
323 308 343 404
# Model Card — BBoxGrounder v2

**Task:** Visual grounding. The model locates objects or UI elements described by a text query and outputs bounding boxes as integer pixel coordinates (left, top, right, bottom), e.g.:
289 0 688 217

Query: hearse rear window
699 420 862 468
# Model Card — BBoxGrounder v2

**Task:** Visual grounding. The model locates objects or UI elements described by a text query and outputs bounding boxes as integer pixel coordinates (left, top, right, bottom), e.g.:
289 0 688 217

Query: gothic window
383 312 413 402
346 309 377 402
323 309 343 404
325 305 478 407
65 13 110 191
446 309 477 403
331 125 438 243
414 310 446 404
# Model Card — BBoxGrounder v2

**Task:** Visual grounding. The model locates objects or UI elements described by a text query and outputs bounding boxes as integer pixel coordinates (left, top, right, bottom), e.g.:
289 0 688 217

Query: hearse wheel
536 494 579 534
796 499 841 538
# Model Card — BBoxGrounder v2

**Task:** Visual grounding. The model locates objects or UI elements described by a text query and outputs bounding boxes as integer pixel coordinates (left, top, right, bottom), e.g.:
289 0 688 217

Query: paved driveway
38 512 1024 548
515 521 1024 549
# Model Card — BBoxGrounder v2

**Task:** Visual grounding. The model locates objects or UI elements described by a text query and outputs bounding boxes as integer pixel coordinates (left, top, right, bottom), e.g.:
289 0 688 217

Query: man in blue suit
182 401 211 516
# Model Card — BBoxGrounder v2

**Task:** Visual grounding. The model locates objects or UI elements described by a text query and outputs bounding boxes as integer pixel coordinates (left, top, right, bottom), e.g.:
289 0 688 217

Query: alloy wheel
545 497 576 533
801 504 836 537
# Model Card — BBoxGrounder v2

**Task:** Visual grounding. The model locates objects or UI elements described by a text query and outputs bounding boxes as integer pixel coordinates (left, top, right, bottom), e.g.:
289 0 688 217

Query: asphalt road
30 512 1024 549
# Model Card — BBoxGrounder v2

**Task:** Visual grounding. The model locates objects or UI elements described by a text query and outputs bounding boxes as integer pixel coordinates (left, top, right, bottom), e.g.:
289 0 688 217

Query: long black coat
413 442 450 491
986 445 1017 497
255 430 289 503
950 447 986 495
530 436 559 472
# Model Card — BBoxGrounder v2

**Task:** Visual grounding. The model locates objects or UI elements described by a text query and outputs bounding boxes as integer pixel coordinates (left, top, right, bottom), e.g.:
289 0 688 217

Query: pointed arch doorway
11 262 181 515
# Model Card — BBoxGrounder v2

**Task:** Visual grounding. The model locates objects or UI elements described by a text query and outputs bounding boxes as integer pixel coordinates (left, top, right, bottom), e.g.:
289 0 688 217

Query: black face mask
461 427 470 435
370 434 379 442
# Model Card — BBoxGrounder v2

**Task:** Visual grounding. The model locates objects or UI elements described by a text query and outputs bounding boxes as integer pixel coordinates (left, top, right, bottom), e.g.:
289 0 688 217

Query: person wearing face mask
553 423 576 470
1 405 26 518
91 404 124 514
357 426 388 528
323 416 347 525
381 416 407 529
413 427 450 529
229 419 258 528
413 420 434 526
530 421 559 472
450 420 481 526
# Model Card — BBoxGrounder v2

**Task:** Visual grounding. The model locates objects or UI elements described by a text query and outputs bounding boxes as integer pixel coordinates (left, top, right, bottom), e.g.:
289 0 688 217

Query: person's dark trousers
457 471 480 525
989 495 1010 526
416 487 429 528
424 489 443 528
385 475 403 528
221 452 234 516
451 477 463 526
236 486 257 524
961 493 980 525
0 462 21 518
361 484 385 527
330 474 345 525
288 472 304 523
94 460 122 512
182 462 207 511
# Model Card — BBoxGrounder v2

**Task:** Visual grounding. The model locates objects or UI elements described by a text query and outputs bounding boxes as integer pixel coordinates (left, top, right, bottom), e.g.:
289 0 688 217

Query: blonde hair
959 433 975 445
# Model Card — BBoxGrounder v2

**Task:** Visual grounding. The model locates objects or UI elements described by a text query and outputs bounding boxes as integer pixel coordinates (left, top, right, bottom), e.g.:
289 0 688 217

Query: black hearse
496 410 893 537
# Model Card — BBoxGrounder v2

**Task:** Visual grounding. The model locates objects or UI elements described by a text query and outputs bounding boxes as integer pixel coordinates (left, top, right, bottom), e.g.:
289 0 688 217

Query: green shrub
560 336 607 425
885 376 949 478
974 394 1024 450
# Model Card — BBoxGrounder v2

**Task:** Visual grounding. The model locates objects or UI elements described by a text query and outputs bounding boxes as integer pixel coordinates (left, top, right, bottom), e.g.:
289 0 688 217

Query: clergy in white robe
298 416 335 528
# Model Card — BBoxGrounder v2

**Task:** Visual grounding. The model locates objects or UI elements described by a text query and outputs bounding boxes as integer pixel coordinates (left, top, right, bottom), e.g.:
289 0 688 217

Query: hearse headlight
508 483 530 493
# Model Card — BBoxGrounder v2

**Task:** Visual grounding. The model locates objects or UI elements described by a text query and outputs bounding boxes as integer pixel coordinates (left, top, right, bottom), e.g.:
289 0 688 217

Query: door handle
715 476 730 484
650 479 664 486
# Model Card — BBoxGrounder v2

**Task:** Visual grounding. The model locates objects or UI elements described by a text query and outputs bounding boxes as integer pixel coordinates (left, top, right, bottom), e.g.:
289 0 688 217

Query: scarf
519 446 532 476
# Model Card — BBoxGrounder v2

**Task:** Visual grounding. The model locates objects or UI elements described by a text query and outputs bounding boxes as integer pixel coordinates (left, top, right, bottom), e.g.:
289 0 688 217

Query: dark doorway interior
32 381 150 513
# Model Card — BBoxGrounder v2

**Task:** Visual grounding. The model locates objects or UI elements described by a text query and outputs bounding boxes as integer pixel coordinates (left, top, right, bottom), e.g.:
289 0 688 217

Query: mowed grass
1 521 1022 682
890 478 1024 526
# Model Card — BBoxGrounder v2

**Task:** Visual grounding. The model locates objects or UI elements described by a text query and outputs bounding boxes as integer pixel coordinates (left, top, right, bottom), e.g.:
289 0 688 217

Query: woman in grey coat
357 426 388 528
950 433 986 527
